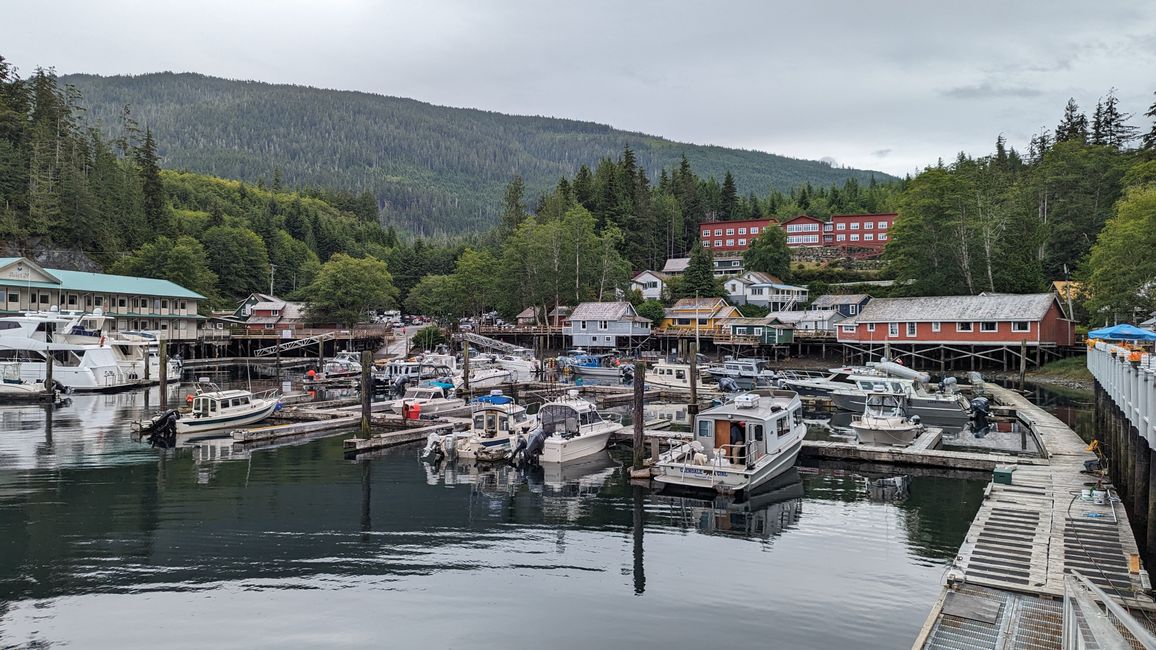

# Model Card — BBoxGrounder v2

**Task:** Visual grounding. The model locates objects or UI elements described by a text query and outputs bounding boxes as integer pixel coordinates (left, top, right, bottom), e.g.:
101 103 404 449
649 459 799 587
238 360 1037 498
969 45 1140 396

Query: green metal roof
0 258 205 300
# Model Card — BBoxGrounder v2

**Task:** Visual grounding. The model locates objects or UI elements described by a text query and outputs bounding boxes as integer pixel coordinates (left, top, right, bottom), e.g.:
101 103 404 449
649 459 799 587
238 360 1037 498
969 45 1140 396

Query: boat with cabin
178 383 281 435
850 391 923 446
706 358 780 390
653 390 806 494
559 353 622 379
0 361 57 400
644 360 717 391
422 391 536 462
390 383 466 416
517 390 623 464
317 350 362 380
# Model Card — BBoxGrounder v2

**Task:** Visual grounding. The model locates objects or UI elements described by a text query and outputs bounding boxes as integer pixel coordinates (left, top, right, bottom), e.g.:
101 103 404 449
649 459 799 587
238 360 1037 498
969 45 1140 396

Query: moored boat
516 390 622 464
653 390 806 494
422 390 536 462
850 391 923 446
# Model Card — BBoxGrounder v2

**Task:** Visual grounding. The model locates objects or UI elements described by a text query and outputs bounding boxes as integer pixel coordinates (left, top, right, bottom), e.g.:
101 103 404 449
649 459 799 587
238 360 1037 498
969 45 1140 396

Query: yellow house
660 297 741 332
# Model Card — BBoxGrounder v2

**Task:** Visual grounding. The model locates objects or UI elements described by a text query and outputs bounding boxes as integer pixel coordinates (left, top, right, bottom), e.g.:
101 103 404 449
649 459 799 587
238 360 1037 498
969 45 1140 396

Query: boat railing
714 442 754 470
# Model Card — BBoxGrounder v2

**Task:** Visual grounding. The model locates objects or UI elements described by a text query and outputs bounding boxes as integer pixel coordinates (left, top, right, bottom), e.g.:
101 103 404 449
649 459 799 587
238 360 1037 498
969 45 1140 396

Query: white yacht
654 391 806 494
423 391 536 462
519 390 623 464
851 391 923 446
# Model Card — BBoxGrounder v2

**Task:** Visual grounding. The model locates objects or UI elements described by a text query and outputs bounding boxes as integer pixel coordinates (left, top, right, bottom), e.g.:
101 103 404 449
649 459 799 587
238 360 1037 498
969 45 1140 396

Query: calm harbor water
0 382 987 649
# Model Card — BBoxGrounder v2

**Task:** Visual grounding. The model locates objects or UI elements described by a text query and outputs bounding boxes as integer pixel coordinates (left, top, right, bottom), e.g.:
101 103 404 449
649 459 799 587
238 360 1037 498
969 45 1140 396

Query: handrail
1063 569 1156 649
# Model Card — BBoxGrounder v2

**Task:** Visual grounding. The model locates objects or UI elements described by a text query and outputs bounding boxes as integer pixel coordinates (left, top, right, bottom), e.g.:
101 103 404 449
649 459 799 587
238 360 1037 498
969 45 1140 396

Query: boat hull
175 400 279 435
655 437 803 494
540 424 617 464
571 366 621 379
851 423 921 446
832 392 968 428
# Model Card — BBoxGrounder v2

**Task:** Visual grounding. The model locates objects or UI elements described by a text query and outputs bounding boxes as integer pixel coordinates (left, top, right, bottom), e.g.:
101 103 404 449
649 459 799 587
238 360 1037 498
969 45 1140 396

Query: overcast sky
4 0 1155 176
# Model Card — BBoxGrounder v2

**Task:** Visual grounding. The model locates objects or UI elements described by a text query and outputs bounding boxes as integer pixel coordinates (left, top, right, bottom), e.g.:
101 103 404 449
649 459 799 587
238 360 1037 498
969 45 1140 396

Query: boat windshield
539 404 581 436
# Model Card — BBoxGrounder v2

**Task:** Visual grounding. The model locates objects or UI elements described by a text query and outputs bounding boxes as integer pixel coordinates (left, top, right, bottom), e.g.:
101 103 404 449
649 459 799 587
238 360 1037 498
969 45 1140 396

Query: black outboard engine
517 427 547 465
970 397 991 438
718 377 740 393
620 364 635 386
392 375 411 399
145 409 181 448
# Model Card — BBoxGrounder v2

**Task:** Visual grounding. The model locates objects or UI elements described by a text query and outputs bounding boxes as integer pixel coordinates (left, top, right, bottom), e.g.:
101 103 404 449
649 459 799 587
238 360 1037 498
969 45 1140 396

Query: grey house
562 302 652 349
810 294 871 318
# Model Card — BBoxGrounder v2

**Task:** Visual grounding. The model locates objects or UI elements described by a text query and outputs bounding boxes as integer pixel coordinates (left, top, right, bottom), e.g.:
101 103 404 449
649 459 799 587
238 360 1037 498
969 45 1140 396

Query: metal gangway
454 331 522 355
253 331 338 357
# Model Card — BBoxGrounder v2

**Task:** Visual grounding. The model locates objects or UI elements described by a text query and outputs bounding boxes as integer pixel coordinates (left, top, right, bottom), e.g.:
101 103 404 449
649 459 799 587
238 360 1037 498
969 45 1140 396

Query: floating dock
914 384 1155 649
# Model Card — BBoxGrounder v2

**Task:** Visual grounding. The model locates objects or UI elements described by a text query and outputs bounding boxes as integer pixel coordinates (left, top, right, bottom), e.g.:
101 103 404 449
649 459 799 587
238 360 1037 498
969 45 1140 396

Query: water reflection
649 468 804 542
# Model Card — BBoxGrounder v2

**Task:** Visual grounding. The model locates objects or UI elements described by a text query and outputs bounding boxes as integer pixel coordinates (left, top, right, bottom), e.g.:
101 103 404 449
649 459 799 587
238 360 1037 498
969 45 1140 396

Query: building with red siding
781 215 824 247
699 219 773 252
823 213 897 250
834 293 1075 367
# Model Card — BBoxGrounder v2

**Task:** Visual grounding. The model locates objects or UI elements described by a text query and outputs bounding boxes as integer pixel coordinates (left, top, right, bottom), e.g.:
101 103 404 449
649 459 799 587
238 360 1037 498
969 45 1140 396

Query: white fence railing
1088 342 1156 443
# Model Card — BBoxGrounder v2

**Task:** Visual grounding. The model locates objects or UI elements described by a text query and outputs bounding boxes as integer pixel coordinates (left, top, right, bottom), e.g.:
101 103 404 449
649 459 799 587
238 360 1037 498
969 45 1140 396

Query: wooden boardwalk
916 384 1154 649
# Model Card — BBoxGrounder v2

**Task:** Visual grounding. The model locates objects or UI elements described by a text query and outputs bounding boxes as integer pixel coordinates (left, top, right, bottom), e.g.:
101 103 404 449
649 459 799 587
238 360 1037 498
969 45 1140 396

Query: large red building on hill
699 219 773 252
696 213 899 257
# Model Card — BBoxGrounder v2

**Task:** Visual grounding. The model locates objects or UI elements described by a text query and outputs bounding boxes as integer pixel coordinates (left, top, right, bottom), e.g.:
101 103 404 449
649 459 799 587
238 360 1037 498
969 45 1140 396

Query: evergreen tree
1055 98 1089 144
136 128 171 235
500 175 527 234
673 243 725 298
1144 92 1156 151
720 171 738 220
572 164 594 209
1100 89 1137 149
742 227 792 280
1091 100 1106 145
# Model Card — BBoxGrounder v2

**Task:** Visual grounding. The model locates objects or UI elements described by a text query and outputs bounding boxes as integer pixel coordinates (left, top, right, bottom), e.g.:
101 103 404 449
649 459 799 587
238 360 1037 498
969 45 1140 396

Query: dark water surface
1 384 985 649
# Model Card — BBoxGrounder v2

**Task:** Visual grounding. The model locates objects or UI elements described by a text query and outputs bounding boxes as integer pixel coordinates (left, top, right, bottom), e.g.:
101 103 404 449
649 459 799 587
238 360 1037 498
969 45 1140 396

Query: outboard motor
421 431 446 463
970 397 991 438
941 376 958 395
718 377 740 393
518 427 547 465
145 409 181 448
620 364 635 386
392 375 411 399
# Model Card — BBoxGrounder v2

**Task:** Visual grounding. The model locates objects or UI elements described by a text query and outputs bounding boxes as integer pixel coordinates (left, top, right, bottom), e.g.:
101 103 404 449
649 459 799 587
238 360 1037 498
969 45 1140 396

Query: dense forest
60 72 892 235
883 90 1156 323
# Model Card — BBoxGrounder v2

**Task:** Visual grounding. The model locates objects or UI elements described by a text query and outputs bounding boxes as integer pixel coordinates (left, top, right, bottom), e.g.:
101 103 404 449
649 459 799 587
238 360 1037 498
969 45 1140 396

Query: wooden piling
632 360 645 471
159 339 168 410
44 346 53 391
462 337 470 393
1018 339 1027 387
360 350 373 434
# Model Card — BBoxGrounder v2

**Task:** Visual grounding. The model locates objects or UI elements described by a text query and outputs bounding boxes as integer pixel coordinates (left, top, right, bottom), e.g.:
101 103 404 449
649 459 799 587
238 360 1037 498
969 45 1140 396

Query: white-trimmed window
715 240 722 247
980 321 998 332
750 226 759 234
864 233 874 241
738 227 747 235
957 322 973 332
702 240 710 247
599 320 608 330
578 321 587 330
1012 321 1031 333
888 322 899 337
837 223 846 230
849 304 858 315
878 221 888 229
866 323 875 332
931 321 941 332
726 239 734 246
836 234 845 241
850 222 860 230
841 324 856 333
879 234 888 241
726 228 734 235
850 234 860 241
714 229 723 236
864 222 873 230
702 230 710 238
738 238 747 246
906 322 917 337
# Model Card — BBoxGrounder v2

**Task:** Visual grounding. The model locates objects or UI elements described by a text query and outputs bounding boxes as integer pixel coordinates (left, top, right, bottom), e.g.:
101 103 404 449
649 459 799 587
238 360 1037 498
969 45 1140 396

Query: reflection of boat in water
865 474 910 502
653 468 804 540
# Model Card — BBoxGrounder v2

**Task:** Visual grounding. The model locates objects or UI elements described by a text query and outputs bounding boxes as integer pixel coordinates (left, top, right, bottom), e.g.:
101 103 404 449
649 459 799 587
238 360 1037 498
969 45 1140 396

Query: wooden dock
915 384 1154 649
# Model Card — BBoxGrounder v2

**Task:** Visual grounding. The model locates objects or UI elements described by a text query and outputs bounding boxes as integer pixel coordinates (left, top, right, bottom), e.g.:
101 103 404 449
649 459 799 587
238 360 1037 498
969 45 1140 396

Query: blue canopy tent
1088 324 1156 341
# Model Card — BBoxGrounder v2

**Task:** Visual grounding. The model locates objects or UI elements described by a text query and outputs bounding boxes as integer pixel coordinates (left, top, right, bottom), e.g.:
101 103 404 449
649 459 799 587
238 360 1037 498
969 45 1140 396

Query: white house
725 272 809 311
765 309 844 334
630 270 669 301
562 302 652 349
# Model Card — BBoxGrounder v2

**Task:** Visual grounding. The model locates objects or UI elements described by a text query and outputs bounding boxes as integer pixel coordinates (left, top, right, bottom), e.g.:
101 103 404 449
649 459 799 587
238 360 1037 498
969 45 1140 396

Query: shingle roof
811 294 869 308
632 270 669 282
845 293 1059 324
662 258 690 273
0 257 205 299
766 310 841 324
516 307 537 319
569 302 637 321
671 297 727 311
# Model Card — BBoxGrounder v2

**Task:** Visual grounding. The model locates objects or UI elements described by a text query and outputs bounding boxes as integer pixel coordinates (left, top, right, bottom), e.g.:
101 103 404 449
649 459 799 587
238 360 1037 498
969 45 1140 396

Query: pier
915 380 1156 648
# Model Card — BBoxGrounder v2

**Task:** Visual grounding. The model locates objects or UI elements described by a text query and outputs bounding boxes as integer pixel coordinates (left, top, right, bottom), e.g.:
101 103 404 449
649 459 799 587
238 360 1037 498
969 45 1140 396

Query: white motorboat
559 353 623 379
318 350 362 379
706 358 780 390
645 360 717 392
423 391 536 462
519 390 623 464
654 390 806 494
851 391 923 446
390 383 466 416
478 352 538 383
460 366 514 390
179 383 281 435
0 361 55 400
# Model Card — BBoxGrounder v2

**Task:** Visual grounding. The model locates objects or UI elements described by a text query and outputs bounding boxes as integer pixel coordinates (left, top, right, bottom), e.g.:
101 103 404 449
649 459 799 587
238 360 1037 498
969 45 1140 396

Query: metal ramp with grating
454 332 522 355
253 331 337 357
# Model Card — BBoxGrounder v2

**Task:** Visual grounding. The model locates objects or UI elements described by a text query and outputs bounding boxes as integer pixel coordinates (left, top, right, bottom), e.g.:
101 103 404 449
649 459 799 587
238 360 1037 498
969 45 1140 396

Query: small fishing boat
459 365 514 390
644 360 717 391
422 391 536 462
318 350 362 379
653 390 806 494
178 383 281 435
850 391 923 446
0 361 57 401
560 353 622 379
390 383 466 416
705 358 780 390
516 390 623 464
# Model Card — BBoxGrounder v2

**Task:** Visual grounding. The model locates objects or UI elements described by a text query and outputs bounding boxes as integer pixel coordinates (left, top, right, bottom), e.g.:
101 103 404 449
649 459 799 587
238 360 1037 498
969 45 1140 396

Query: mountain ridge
62 71 895 234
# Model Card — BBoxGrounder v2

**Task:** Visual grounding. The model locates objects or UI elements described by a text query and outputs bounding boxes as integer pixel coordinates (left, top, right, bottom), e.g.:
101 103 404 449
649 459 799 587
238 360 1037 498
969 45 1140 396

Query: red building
835 293 1075 348
699 218 773 252
781 215 824 247
823 213 897 249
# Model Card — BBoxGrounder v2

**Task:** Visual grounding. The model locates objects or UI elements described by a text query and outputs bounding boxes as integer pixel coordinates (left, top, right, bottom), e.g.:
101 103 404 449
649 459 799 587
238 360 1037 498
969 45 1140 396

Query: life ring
186 394 194 404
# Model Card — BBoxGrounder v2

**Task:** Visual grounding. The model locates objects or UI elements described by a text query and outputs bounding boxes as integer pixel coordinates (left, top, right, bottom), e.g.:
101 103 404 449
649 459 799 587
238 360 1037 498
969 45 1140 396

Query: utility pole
269 264 277 296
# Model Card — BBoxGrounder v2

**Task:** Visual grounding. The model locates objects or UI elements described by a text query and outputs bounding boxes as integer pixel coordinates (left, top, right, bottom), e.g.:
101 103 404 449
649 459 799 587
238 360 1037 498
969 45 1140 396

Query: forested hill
62 72 892 235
